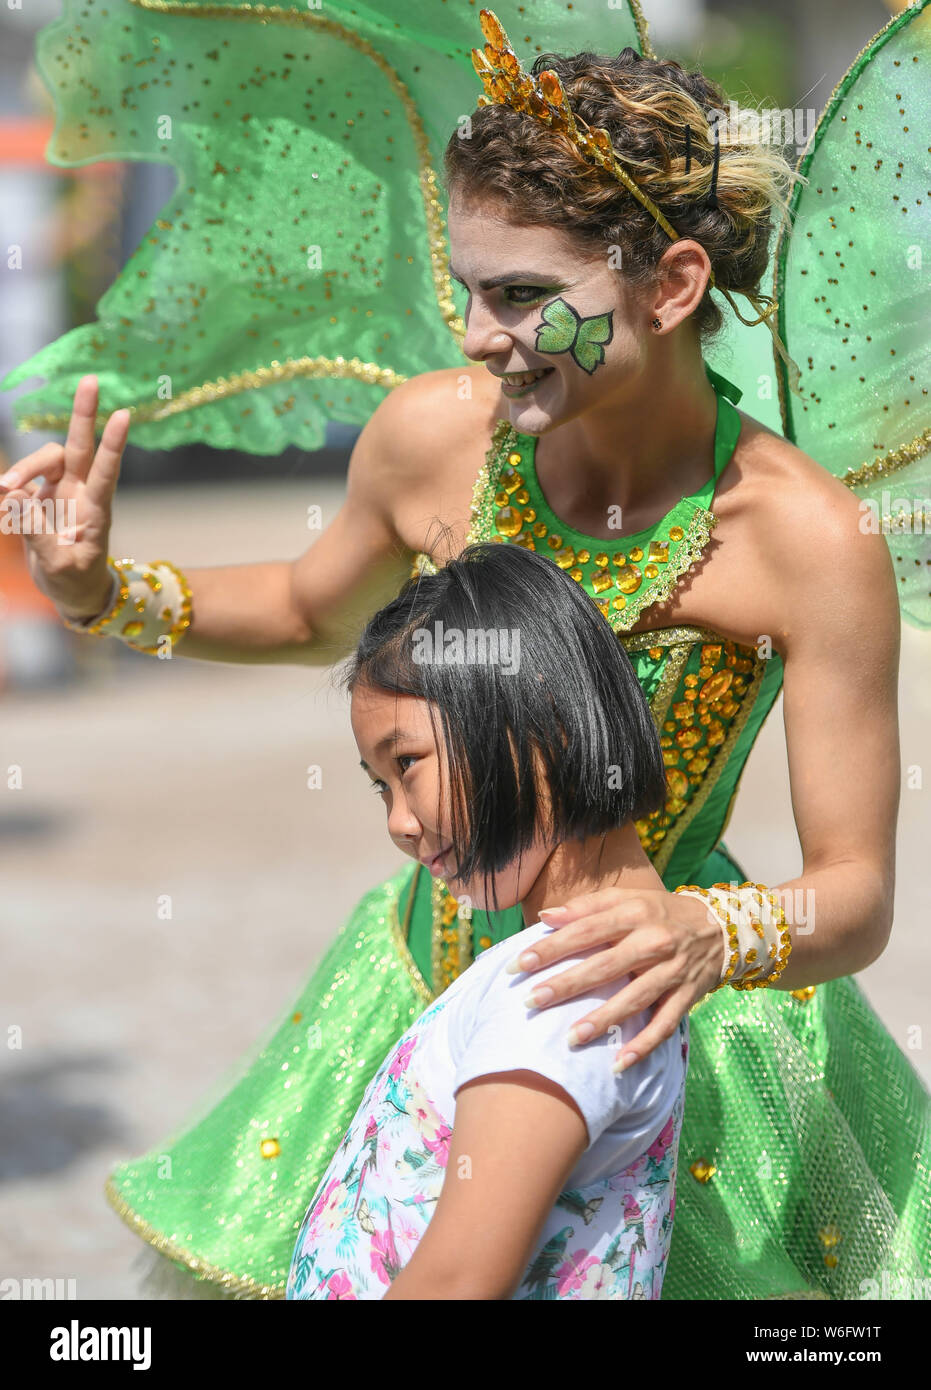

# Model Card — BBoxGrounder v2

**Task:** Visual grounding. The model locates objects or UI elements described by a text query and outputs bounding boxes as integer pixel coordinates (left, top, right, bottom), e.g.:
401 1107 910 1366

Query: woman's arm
382 1071 588 1301
497 464 902 1059
0 373 422 665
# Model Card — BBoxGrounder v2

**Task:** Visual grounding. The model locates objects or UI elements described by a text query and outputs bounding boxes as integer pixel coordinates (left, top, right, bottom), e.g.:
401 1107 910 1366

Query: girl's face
446 195 647 433
351 682 550 912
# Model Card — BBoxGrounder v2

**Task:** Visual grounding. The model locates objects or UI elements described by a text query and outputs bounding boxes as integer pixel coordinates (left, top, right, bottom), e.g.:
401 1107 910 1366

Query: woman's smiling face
446 195 646 432
351 681 550 912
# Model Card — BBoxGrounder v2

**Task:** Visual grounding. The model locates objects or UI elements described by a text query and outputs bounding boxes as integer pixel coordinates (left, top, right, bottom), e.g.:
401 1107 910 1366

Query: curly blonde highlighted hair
444 44 804 348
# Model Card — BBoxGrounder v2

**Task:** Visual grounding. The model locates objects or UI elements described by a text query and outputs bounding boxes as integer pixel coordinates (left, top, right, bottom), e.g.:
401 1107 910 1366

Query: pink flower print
363 1114 379 1142
555 1249 599 1296
312 1176 349 1235
370 1225 402 1285
325 1270 357 1301
424 1124 452 1168
647 1113 675 1162
389 1035 417 1081
576 1261 616 1300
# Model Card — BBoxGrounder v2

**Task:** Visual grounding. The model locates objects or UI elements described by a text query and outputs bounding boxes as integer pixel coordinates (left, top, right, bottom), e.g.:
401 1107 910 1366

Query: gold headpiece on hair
470 8 783 336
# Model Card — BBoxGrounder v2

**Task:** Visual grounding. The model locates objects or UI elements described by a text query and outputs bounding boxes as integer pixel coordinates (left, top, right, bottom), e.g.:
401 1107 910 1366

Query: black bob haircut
343 542 667 903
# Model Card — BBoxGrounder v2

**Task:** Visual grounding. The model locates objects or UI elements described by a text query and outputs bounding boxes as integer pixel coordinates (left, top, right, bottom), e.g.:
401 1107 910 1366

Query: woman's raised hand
0 375 130 621
507 886 725 1069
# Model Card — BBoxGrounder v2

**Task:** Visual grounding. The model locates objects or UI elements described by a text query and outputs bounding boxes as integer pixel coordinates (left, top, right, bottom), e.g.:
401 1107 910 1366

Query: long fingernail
612 1051 638 1074
506 950 539 975
0 472 20 489
567 1022 595 1047
539 906 568 921
523 986 553 1009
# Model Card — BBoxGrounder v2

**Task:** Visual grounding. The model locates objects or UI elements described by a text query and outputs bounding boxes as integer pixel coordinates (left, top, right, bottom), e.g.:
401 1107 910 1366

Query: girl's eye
370 779 387 796
397 755 417 774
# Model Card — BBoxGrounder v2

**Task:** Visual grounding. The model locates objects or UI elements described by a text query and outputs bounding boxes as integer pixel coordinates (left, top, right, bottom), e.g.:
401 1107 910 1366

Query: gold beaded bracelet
61 556 193 655
674 880 792 991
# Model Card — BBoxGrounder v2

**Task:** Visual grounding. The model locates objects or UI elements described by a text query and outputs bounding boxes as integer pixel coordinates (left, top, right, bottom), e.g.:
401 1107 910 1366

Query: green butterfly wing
574 312 614 373
535 298 580 355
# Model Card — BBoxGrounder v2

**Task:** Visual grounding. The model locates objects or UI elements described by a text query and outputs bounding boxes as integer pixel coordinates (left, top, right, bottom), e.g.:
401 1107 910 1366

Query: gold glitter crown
470 7 789 341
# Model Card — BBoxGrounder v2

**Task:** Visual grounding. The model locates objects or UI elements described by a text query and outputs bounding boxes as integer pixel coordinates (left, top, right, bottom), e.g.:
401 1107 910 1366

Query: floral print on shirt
288 1001 687 1301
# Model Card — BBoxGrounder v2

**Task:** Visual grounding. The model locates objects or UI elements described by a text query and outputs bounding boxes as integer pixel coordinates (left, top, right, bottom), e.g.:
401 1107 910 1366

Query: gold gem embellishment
690 1159 717 1183
470 10 709 276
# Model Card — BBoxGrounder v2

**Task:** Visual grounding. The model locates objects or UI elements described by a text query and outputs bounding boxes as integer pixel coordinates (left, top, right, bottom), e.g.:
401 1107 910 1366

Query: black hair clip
684 123 692 174
707 121 720 210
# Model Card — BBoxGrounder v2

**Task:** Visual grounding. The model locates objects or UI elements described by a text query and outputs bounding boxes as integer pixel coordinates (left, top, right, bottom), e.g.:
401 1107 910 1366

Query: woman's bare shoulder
726 411 897 633
725 409 868 525
363 365 502 470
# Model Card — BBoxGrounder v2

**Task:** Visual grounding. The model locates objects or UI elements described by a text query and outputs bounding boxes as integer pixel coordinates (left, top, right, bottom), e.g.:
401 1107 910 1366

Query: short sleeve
449 926 678 1153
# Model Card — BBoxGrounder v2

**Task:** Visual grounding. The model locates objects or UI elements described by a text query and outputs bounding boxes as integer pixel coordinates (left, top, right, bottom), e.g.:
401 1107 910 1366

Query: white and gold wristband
61 556 192 655
675 880 792 991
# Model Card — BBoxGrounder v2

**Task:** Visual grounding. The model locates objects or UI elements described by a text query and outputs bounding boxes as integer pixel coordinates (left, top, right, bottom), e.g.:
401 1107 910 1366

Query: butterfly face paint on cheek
533 296 614 375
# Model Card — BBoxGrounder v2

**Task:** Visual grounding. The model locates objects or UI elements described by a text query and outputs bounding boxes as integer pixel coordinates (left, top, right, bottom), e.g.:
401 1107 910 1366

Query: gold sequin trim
387 866 433 1006
103 1176 286 1300
841 426 931 489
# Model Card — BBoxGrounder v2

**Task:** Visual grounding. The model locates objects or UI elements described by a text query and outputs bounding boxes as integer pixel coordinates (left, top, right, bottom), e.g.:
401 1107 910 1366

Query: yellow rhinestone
648 540 669 563
612 553 626 567
553 546 576 570
513 534 536 550
502 469 523 493
547 534 563 549
595 552 609 567
628 546 643 561
121 621 145 638
569 568 583 582
576 548 590 564
260 1138 281 1159
700 670 734 701
494 489 510 507
533 522 548 538
612 596 627 611
669 525 685 542
666 769 689 797
478 935 492 950
644 563 659 579
615 564 643 594
514 488 530 505
591 569 613 594
507 452 522 467
690 1158 716 1183
522 507 536 523
597 600 610 619
791 985 817 1003
494 506 524 538
648 645 662 660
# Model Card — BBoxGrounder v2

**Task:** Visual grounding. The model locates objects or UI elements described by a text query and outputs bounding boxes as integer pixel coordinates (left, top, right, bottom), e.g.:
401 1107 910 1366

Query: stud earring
651 317 663 331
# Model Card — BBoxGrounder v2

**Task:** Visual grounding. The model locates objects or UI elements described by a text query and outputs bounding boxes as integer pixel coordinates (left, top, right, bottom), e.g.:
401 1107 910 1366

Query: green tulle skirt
107 844 930 1300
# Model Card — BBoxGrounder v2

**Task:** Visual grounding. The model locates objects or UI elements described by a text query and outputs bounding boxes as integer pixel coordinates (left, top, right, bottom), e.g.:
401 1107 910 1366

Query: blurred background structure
0 0 927 1299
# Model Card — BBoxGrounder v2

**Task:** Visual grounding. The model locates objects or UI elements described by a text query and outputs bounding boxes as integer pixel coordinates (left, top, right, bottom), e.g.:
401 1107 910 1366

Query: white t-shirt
288 919 689 1300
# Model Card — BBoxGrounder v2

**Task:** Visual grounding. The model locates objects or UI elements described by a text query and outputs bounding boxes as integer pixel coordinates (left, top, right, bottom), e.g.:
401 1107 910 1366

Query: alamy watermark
411 621 521 675
0 496 77 545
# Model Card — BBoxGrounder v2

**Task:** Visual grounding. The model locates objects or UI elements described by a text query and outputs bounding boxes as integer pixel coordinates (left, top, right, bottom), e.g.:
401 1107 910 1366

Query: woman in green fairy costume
3 2 929 1299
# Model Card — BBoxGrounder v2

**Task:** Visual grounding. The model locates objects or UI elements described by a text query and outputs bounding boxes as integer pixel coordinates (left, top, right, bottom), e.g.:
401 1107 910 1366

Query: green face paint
533 297 614 375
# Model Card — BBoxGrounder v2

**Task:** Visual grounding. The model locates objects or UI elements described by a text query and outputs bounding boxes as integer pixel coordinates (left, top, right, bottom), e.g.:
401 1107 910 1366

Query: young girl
287 542 689 1301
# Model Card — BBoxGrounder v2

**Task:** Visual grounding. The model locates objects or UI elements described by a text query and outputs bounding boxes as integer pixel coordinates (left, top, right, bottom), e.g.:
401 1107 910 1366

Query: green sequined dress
3 0 929 1300
105 365 929 1301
